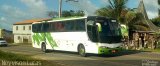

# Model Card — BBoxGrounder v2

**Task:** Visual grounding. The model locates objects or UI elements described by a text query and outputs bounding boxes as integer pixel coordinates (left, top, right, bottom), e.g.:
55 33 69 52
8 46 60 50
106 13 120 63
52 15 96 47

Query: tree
96 0 128 24
62 10 72 17
151 17 160 27
62 10 85 17
74 10 85 16
47 11 58 18
96 0 149 31
47 10 84 18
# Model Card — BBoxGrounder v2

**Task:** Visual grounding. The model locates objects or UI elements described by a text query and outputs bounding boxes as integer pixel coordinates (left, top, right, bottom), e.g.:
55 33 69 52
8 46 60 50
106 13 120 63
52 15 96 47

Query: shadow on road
45 49 151 58
95 50 151 57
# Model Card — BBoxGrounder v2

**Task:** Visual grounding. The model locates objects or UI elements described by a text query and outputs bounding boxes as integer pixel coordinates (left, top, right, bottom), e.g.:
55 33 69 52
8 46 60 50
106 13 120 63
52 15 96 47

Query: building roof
137 0 160 32
14 18 51 25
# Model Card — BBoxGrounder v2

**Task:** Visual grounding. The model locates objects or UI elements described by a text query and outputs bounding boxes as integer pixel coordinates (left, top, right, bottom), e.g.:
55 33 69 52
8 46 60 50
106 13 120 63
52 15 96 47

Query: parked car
0 38 8 47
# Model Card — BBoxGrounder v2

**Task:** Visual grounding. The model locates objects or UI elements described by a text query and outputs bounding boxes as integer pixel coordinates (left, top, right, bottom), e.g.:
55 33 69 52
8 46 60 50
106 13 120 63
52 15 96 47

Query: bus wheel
78 45 87 57
41 43 47 53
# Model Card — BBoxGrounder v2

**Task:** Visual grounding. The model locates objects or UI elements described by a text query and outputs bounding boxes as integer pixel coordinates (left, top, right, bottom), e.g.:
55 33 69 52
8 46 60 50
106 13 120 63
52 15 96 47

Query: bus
32 16 122 56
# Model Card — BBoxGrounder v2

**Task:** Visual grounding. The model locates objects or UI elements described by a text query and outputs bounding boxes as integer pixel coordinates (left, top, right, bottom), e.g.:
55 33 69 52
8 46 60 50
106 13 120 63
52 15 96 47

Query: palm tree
96 0 149 31
96 0 150 39
96 0 128 24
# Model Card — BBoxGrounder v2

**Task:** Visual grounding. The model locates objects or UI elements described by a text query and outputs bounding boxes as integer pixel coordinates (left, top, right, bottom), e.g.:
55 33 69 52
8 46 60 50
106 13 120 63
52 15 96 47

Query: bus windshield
97 19 122 43
87 17 122 43
98 20 121 36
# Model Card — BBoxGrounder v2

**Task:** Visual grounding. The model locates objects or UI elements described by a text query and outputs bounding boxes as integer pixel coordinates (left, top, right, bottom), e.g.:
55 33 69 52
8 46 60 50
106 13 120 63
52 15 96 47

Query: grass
0 50 34 61
142 48 160 52
0 50 63 66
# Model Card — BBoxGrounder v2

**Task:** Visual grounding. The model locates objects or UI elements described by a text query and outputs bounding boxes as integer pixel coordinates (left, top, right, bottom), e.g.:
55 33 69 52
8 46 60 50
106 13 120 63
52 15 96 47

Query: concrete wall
13 24 32 43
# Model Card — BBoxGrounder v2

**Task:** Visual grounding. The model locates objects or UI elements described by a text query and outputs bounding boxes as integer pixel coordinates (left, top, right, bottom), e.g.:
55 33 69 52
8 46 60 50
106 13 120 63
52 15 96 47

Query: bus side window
54 22 58 32
77 19 85 31
43 23 49 32
54 22 64 32
65 20 75 31
65 21 72 31
32 24 37 33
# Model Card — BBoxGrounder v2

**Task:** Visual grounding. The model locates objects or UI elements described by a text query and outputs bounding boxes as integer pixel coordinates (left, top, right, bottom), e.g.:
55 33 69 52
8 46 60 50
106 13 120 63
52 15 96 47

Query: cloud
100 0 109 5
1 5 27 20
0 17 6 21
141 0 159 19
0 16 12 30
68 0 98 16
0 0 49 30
0 5 26 30
20 0 48 18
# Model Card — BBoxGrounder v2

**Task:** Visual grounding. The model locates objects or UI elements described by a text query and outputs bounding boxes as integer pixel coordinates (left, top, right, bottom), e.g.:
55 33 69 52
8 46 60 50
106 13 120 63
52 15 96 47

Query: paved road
0 44 160 66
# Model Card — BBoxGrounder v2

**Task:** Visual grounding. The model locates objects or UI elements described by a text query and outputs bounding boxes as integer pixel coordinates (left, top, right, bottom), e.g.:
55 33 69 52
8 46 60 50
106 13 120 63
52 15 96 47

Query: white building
13 19 51 43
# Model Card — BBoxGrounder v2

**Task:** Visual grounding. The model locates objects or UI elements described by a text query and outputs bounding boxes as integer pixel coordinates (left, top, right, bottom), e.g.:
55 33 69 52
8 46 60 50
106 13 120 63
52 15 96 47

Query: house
125 0 160 50
13 18 51 43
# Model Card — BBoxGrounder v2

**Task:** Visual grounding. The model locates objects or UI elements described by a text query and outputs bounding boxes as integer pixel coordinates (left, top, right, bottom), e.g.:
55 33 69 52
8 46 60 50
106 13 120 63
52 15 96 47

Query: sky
0 0 159 30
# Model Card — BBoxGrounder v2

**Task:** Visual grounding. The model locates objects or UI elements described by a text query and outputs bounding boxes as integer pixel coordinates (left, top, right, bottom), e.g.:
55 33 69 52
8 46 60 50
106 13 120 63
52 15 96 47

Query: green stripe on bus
32 33 58 48
46 33 58 48
32 33 40 45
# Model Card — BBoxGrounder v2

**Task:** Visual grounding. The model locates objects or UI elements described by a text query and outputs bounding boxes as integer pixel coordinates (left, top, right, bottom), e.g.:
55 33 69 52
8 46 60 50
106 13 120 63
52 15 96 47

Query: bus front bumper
98 47 122 55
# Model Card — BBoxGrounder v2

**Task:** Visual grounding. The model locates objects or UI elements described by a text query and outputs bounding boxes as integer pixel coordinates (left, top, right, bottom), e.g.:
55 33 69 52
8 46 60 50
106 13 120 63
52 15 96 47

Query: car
0 38 8 47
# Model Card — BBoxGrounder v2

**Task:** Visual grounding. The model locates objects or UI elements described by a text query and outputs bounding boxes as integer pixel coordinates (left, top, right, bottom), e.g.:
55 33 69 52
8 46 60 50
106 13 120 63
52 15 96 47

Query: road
0 44 160 66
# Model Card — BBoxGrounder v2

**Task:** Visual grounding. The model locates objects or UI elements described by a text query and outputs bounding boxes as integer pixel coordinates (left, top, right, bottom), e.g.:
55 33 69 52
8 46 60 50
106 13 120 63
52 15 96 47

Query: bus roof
48 16 87 22
32 16 114 24
48 16 113 23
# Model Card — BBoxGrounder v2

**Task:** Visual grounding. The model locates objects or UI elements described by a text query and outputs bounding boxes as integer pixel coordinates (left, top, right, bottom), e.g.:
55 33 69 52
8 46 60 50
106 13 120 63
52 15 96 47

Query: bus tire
41 43 48 53
78 44 87 57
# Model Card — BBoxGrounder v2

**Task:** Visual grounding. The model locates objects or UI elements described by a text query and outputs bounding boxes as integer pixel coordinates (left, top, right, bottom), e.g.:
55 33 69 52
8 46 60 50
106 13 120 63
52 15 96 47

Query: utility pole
59 0 62 18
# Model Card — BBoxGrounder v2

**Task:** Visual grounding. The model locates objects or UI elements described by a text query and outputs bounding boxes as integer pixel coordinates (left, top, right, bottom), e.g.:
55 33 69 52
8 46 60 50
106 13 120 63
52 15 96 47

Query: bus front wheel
78 44 87 57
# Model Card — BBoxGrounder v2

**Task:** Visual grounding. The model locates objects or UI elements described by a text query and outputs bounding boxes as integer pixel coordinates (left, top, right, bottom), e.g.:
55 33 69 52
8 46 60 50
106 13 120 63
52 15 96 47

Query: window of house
18 36 20 40
16 26 18 30
23 26 25 30
29 26 31 30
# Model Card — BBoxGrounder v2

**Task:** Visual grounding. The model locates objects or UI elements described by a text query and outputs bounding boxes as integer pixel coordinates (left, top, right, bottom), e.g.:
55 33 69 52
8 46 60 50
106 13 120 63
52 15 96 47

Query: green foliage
47 11 58 18
151 17 160 27
96 0 128 24
96 0 149 31
47 10 85 18
108 0 128 18
95 7 112 17
62 10 85 17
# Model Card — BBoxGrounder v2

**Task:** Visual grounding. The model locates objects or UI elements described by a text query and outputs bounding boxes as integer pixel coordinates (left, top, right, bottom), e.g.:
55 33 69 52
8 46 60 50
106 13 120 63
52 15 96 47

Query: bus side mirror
96 23 102 32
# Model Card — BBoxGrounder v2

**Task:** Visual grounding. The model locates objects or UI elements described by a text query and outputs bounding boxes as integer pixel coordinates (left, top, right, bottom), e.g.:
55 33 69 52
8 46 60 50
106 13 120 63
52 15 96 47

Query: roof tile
14 18 51 25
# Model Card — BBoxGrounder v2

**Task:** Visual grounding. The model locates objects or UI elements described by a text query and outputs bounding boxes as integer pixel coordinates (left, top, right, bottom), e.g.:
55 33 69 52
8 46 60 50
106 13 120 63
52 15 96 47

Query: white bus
32 16 122 56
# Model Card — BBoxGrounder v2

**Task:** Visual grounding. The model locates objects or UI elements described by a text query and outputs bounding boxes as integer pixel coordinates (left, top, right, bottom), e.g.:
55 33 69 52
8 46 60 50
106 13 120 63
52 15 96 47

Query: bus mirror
96 23 102 32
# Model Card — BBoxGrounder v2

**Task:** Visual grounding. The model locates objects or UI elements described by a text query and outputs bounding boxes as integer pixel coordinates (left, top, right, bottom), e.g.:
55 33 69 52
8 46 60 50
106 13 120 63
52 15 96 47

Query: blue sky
0 0 159 30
